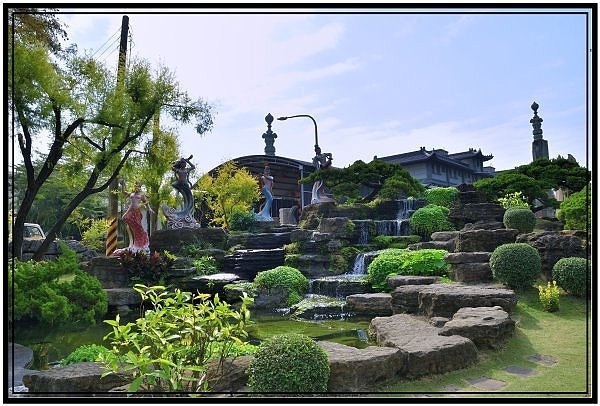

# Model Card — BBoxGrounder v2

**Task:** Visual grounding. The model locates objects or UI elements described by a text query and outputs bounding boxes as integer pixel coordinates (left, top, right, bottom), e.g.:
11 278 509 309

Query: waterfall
374 199 421 237
350 252 366 275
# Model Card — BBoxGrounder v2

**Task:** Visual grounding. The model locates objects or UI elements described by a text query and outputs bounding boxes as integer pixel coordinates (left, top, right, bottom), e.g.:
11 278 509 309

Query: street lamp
277 114 319 148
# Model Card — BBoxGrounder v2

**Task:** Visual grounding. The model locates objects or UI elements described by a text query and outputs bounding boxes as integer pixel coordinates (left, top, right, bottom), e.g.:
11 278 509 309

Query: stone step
369 313 478 378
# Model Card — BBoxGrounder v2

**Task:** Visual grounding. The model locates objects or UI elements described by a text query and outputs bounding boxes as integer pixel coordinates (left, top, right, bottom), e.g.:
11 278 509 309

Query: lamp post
277 114 319 148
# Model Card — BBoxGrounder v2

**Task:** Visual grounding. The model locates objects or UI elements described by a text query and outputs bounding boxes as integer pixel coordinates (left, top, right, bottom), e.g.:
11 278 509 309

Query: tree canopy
300 159 425 203
9 10 215 260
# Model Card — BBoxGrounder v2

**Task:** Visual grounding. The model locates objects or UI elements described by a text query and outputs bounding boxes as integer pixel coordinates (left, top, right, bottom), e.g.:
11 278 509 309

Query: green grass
374 288 592 399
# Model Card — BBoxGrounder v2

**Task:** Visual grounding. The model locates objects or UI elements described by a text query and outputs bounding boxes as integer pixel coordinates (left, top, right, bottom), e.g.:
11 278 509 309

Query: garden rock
311 276 373 298
82 256 129 289
318 217 355 240
22 362 132 393
345 293 393 317
515 231 587 280
226 232 291 250
369 314 478 378
386 275 440 289
317 341 406 392
445 252 492 283
223 248 285 281
206 355 252 392
390 283 517 317
439 306 515 349
454 228 519 253
150 227 228 254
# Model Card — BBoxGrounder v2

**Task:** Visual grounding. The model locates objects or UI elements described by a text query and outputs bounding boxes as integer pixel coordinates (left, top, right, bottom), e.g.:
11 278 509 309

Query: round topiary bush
489 243 541 289
408 204 454 241
246 333 330 393
552 257 590 297
503 207 536 234
253 266 308 306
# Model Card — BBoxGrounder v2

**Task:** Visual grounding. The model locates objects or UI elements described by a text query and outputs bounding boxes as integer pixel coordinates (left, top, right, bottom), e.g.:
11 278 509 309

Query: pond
10 309 373 368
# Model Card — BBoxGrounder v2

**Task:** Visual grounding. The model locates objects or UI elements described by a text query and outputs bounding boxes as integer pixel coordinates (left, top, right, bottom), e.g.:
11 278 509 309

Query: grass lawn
372 288 593 399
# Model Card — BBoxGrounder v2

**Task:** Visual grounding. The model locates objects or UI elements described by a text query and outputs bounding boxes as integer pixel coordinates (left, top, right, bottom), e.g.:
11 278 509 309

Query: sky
54 5 592 176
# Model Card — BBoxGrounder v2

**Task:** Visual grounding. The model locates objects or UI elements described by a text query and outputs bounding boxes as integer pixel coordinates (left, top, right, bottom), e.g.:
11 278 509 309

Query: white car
23 223 46 240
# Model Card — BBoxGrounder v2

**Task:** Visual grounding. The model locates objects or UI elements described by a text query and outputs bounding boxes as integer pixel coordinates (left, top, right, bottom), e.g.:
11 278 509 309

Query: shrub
498 191 530 209
373 235 420 249
81 218 110 252
557 184 591 231
230 208 258 231
367 248 449 291
552 257 590 297
100 285 253 392
253 266 308 306
8 243 108 325
424 186 459 208
489 243 541 289
246 333 330 393
60 344 111 366
119 250 176 285
193 255 218 276
503 207 536 234
537 281 560 312
409 204 454 241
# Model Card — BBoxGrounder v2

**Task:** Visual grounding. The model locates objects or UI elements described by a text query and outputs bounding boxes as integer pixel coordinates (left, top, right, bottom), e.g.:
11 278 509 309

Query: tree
196 161 260 228
300 159 425 203
557 183 592 231
513 157 590 194
9 11 214 260
474 172 549 208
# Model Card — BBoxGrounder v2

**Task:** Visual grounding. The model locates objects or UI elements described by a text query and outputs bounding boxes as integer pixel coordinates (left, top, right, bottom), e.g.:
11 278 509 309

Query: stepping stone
369 314 478 378
504 365 537 377
466 376 507 391
528 354 558 366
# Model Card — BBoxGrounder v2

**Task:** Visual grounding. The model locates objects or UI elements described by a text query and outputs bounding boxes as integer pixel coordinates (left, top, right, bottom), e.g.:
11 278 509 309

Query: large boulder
150 227 228 254
82 256 129 289
318 341 406 392
369 314 478 378
516 231 587 280
22 362 132 393
439 306 515 349
345 293 393 317
454 228 519 253
226 232 291 250
445 252 492 283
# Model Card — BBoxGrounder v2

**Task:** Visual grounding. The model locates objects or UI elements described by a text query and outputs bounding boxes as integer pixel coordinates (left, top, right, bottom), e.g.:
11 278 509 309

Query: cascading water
375 198 423 237
350 252 366 275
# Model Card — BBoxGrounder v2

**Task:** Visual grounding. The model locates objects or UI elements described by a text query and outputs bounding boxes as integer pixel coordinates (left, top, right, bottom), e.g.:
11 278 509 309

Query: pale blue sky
59 6 592 175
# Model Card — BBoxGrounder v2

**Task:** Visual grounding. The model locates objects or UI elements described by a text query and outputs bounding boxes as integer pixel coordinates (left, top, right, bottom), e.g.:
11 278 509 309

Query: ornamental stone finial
262 113 277 156
530 101 543 140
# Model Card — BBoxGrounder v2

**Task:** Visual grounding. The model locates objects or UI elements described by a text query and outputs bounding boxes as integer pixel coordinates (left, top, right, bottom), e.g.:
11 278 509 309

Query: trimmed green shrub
246 333 330 393
8 242 108 325
424 186 459 208
230 208 258 231
253 266 308 306
367 248 449 291
409 204 454 241
503 207 536 234
60 344 111 366
489 243 541 289
552 257 590 297
373 235 420 249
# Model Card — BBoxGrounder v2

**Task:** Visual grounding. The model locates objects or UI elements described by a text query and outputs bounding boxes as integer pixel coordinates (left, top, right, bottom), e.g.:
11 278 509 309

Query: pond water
10 310 373 367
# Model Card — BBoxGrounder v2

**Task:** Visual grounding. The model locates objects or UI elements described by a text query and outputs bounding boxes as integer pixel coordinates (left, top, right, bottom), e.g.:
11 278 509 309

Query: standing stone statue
255 164 274 221
311 145 335 204
113 180 154 256
161 155 201 229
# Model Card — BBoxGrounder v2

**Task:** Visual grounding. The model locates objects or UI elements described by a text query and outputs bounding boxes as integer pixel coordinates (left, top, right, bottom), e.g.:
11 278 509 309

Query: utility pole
105 15 129 256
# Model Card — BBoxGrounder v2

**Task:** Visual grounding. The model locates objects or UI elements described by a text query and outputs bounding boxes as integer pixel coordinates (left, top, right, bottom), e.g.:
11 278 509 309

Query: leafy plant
81 218 110 252
99 284 253 392
497 191 530 209
60 344 111 366
373 235 420 249
537 281 560 312
8 242 107 325
489 243 541 290
119 250 176 285
193 255 218 276
552 257 590 297
503 206 536 234
230 208 258 231
367 248 449 291
423 186 459 208
246 333 330 393
408 204 455 241
253 266 309 306
557 184 591 231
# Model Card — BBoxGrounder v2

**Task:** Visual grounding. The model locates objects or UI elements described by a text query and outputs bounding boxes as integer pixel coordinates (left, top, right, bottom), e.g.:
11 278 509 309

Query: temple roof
378 147 493 167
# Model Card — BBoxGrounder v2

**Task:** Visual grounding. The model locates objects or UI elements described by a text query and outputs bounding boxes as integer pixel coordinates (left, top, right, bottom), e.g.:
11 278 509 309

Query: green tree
474 172 549 208
513 156 590 194
9 11 214 260
301 159 425 202
197 161 260 228
557 183 591 231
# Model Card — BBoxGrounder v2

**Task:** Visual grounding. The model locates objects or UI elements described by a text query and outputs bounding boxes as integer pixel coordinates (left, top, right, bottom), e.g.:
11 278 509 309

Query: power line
89 27 121 59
